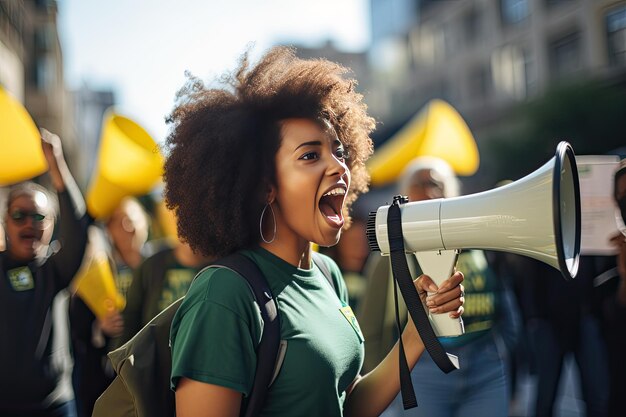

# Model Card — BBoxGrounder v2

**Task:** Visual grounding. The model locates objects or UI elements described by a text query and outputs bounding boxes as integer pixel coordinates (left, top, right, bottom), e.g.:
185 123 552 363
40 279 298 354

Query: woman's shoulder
181 263 257 311
171 259 265 346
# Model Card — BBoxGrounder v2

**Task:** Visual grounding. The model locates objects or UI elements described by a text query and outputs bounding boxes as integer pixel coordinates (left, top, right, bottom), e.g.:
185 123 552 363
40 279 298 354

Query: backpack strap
311 251 336 294
210 253 280 417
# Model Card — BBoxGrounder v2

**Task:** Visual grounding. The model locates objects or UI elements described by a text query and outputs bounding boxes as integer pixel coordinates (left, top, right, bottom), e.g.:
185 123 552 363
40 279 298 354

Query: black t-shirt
0 190 89 412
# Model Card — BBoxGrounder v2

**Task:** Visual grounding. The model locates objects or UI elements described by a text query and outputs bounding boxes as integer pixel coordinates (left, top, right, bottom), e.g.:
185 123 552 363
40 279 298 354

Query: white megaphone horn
366 141 581 337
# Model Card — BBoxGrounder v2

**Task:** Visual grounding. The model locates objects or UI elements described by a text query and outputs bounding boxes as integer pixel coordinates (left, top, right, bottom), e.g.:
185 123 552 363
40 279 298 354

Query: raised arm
41 129 91 287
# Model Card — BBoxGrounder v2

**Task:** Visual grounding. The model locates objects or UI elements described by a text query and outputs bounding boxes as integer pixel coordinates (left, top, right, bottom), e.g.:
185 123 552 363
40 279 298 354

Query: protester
163 46 464 417
0 129 90 417
358 156 522 417
102 197 150 295
358 156 460 372
69 197 149 417
600 159 626 417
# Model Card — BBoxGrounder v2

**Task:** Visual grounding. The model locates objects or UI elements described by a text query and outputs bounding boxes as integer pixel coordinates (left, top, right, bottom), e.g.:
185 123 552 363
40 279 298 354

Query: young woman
164 46 464 417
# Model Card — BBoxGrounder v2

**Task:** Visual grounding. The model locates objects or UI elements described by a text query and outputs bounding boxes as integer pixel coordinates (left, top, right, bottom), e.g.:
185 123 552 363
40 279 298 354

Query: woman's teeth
323 188 346 197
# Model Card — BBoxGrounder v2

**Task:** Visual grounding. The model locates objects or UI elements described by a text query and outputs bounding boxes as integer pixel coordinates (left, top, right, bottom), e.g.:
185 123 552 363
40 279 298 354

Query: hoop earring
259 203 276 244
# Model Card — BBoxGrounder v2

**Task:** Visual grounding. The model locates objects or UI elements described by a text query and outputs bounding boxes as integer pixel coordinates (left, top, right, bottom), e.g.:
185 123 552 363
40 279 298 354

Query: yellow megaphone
0 86 47 186
367 99 479 186
86 111 164 219
73 252 126 319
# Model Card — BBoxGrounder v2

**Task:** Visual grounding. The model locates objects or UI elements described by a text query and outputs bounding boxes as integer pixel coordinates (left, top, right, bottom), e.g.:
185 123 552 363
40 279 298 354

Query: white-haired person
0 130 90 417
69 196 151 417
357 156 522 417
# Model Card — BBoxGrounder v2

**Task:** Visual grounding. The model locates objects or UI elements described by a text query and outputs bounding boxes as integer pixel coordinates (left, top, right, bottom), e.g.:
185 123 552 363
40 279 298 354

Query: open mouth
19 230 38 245
319 186 346 228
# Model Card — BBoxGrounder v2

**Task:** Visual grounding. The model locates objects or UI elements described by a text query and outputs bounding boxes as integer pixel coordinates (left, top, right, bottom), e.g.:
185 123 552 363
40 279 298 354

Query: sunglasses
9 210 46 225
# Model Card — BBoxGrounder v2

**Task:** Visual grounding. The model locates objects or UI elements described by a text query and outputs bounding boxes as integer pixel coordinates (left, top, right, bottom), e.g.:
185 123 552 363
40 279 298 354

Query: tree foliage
481 79 626 184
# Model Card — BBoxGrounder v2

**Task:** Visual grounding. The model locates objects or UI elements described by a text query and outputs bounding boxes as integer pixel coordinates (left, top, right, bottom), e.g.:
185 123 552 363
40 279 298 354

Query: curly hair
164 46 375 257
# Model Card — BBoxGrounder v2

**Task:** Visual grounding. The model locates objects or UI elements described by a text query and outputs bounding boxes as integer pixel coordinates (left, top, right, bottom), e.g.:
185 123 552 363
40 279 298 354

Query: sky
57 0 371 142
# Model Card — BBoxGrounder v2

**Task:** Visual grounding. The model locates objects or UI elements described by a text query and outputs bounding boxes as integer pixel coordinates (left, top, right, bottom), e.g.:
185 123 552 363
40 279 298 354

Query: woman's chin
314 232 342 248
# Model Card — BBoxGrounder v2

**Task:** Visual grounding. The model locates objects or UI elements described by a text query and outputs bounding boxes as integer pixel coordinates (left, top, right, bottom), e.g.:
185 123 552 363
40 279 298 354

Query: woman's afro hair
163 46 375 257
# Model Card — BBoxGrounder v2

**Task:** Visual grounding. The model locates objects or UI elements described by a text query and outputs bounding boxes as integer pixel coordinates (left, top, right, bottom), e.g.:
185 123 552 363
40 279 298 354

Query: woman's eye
335 147 349 160
300 151 319 161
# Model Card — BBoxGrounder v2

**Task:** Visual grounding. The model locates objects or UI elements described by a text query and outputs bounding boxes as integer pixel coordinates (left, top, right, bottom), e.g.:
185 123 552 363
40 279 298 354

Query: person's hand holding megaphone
403 270 465 342
98 309 125 339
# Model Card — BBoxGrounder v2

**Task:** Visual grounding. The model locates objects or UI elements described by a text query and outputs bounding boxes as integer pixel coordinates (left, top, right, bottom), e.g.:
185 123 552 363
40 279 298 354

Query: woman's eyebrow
294 140 322 151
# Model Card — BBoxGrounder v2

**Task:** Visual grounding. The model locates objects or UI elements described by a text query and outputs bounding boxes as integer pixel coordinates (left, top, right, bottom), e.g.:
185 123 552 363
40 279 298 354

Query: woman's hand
415 271 465 318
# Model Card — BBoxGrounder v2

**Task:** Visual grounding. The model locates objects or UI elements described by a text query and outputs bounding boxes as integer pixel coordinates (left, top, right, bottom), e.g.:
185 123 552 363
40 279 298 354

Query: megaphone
367 141 581 337
73 252 126 319
0 86 47 185
367 99 480 186
86 111 164 219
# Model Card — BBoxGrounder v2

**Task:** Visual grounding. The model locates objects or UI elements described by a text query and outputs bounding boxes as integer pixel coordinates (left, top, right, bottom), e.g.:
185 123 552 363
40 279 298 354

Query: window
34 25 54 51
33 55 55 92
463 7 482 43
491 45 530 99
548 32 581 78
468 64 492 100
500 0 529 25
606 6 626 66
545 0 574 9
34 0 54 10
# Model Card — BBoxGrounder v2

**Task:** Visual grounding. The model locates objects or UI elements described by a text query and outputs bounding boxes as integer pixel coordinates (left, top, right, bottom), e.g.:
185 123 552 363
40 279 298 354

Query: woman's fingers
415 271 464 295
449 305 465 319
426 283 464 314
415 274 437 293
436 271 464 293
413 271 465 315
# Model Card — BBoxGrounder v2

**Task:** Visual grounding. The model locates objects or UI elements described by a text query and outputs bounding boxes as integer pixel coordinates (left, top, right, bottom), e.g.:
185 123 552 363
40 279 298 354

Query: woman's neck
260 238 312 269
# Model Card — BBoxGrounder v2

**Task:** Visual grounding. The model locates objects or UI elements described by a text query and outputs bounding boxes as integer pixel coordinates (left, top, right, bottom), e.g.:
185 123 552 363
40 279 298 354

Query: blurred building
0 0 116 188
368 0 626 135
0 0 86 178
0 0 75 147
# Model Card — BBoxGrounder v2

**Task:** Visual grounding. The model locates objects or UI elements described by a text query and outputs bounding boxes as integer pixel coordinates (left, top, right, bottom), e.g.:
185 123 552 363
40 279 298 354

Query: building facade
0 0 70 141
368 0 626 135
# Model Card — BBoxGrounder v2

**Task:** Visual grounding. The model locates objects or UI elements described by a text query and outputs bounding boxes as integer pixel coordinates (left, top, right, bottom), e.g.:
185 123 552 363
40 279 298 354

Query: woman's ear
266 184 277 205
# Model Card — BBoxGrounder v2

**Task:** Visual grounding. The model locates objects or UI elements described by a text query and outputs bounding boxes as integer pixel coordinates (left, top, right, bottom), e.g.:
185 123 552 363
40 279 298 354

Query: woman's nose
326 152 347 176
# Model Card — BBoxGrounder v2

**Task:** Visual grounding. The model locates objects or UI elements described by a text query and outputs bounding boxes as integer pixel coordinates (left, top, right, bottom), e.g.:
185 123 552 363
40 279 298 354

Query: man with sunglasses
0 129 90 417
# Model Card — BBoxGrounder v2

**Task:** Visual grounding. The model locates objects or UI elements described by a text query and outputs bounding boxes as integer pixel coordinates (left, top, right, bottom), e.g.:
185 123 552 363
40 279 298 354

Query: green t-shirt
170 247 365 417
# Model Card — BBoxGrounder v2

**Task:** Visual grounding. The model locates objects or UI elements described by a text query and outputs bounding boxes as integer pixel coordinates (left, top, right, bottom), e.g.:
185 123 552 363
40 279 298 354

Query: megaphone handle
414 250 465 337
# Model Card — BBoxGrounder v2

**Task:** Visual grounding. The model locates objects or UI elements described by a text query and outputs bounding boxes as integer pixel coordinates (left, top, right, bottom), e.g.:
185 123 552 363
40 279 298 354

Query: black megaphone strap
387 197 459 409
